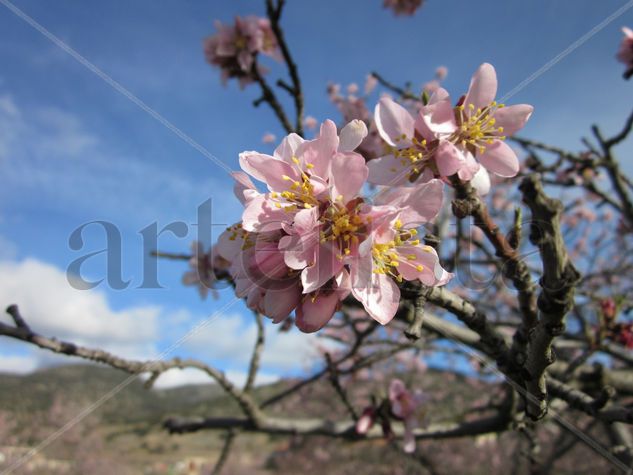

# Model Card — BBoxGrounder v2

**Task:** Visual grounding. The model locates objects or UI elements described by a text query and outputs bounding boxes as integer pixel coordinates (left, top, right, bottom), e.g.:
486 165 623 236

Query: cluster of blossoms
203 16 281 88
368 63 533 195
356 379 427 453
216 119 452 332
617 27 633 80
383 0 424 16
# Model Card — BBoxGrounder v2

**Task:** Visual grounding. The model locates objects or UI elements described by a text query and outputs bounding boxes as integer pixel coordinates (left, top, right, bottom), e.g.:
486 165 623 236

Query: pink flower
435 66 448 81
368 64 533 194
383 0 424 16
355 407 377 434
182 241 229 299
389 379 427 453
601 298 617 321
262 132 276 144
618 27 633 79
349 181 452 324
365 74 378 95
304 115 318 130
203 16 281 88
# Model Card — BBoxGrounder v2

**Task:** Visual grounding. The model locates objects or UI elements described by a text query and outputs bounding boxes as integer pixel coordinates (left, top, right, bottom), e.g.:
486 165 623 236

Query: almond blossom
217 120 451 331
368 64 533 195
389 379 427 453
349 181 452 323
617 27 633 79
203 16 281 88
383 0 424 16
182 241 229 299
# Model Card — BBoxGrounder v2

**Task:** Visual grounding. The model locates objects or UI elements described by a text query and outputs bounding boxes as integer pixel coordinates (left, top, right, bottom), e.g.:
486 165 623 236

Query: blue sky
0 0 632 386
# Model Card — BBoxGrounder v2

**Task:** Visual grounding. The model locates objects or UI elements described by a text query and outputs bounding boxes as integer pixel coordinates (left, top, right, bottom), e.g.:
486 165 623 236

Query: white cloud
150 367 279 389
0 92 236 224
0 258 160 360
0 256 336 387
183 313 338 375
0 354 39 374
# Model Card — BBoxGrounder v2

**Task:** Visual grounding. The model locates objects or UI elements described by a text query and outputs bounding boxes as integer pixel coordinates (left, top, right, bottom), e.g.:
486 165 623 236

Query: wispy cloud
0 92 236 225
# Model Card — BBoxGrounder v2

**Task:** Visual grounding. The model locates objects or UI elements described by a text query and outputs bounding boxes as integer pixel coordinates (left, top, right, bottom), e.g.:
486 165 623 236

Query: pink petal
418 88 457 136
239 152 299 191
301 242 344 294
297 120 339 178
351 255 400 325
434 140 465 177
374 97 415 146
330 152 369 202
470 166 491 195
339 120 368 152
399 179 444 226
478 140 520 177
389 379 406 403
273 133 304 162
216 226 245 261
367 155 409 186
403 418 417 453
264 283 302 323
494 104 533 136
457 152 480 181
464 63 498 110
231 171 258 205
241 194 287 232
279 230 319 270
295 291 340 333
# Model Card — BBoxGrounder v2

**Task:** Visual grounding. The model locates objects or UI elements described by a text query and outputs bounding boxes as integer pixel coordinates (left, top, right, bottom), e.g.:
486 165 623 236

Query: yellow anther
306 163 314 169
291 156 300 165
282 175 291 181
394 219 402 229
416 265 424 271
275 202 282 209
407 254 416 260
344 248 351 255
410 239 420 246
390 260 400 267
410 229 418 236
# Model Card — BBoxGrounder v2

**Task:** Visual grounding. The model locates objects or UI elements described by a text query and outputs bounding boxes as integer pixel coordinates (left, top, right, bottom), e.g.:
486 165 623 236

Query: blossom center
270 157 319 212
388 135 430 182
371 221 431 281
320 203 367 258
454 102 506 153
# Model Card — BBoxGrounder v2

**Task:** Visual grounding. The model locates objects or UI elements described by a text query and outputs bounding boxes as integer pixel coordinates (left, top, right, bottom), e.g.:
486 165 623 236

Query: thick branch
520 175 581 420
164 413 509 440
451 180 539 371
547 378 633 424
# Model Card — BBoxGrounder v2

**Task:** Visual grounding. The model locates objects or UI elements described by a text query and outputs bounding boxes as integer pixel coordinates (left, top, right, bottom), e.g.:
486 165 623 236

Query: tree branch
520 175 581 420
0 305 264 425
